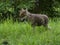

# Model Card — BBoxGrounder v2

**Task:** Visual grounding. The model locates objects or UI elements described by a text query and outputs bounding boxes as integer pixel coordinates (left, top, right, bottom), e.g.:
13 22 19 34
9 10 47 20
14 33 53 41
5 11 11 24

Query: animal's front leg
20 16 27 21
31 22 38 34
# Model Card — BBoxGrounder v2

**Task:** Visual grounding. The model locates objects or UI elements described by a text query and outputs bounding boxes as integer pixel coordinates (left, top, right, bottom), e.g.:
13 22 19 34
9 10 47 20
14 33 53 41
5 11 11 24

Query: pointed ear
25 8 28 11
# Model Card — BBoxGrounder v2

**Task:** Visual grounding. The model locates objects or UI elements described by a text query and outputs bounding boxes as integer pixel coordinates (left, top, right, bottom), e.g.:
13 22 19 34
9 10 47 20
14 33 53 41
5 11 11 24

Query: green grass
0 18 60 45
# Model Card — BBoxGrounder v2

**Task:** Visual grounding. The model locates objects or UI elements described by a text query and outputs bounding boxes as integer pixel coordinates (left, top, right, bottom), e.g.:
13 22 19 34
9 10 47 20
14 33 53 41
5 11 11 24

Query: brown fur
19 8 49 28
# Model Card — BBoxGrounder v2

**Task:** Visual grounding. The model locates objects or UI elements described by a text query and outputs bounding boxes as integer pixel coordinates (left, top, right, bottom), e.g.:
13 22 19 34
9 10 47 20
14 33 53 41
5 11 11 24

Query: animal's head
19 8 28 18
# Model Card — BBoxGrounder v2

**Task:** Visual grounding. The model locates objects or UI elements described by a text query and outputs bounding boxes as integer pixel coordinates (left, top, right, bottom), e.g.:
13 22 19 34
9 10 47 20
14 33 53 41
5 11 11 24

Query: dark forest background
0 0 60 22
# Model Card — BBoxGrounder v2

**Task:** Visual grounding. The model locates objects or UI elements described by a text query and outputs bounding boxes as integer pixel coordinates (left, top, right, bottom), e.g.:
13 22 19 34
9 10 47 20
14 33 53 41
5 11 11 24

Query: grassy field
0 18 60 45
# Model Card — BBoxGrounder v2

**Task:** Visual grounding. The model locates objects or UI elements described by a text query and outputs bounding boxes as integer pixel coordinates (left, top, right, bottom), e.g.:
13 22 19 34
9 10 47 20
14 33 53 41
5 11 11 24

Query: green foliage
0 0 35 21
0 0 35 12
0 0 60 21
28 0 60 17
0 18 60 45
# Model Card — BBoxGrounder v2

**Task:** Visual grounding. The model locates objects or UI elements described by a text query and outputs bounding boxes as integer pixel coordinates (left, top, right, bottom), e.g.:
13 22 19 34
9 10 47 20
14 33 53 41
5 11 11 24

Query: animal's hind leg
31 22 37 33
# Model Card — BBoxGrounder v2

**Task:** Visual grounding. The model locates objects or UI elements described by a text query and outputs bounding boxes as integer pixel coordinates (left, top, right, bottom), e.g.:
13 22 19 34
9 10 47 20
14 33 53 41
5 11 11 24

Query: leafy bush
0 0 60 21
